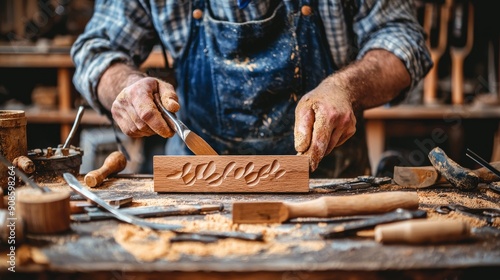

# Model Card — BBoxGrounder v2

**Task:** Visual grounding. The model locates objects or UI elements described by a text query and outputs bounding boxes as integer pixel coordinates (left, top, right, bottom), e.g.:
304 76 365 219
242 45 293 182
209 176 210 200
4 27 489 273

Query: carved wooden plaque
153 155 309 193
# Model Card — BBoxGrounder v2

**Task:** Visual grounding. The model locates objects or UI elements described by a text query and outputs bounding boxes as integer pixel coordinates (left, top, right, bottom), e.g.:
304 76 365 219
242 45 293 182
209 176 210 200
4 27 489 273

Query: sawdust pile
426 210 489 228
418 191 500 228
417 191 498 208
114 214 325 262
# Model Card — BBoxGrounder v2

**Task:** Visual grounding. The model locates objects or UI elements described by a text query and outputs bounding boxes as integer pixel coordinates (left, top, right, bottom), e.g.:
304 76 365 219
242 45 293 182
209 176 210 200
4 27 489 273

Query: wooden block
154 155 309 193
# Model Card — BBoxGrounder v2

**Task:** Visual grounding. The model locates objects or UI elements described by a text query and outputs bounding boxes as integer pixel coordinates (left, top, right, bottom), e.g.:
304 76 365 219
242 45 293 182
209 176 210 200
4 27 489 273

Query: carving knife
153 92 218 155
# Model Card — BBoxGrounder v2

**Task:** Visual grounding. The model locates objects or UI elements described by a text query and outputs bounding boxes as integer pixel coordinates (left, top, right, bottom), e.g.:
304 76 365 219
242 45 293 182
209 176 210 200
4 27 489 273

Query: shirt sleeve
353 0 433 98
70 0 156 115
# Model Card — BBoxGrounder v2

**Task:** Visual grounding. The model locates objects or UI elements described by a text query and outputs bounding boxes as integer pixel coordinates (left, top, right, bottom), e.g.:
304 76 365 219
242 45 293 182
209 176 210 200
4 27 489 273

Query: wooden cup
17 188 71 234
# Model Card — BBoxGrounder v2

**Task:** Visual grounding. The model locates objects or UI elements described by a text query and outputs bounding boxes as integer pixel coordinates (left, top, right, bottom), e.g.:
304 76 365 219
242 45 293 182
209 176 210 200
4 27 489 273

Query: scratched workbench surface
1 176 500 280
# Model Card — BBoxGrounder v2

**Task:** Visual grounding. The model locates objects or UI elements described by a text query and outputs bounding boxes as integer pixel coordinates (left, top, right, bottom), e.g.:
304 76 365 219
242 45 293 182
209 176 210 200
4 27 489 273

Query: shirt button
193 9 203 19
301 5 312 16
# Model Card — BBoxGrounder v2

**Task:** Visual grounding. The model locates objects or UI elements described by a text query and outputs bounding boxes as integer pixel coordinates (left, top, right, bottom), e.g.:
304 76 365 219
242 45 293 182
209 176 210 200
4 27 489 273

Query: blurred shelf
0 47 167 68
0 49 167 143
364 104 500 119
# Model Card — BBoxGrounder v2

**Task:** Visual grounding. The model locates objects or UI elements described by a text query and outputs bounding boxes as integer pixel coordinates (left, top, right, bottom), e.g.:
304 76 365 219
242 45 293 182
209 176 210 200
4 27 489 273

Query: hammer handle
84 151 127 188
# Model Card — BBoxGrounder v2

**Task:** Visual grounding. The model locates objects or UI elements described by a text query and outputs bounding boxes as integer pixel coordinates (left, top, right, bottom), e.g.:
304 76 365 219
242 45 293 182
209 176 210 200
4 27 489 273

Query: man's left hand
294 78 357 171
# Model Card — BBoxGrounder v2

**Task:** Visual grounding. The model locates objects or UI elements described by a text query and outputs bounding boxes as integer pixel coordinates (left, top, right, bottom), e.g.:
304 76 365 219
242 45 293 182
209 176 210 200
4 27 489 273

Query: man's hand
294 50 412 172
294 78 357 171
111 77 180 138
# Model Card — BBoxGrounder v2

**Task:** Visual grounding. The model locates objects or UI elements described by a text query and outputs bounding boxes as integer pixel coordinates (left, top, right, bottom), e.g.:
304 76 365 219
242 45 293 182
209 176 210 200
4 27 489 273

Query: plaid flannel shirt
71 0 432 114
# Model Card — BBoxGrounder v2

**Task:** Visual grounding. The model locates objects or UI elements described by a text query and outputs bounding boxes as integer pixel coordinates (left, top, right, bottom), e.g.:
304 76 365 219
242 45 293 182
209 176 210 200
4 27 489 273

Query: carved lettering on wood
154 155 309 193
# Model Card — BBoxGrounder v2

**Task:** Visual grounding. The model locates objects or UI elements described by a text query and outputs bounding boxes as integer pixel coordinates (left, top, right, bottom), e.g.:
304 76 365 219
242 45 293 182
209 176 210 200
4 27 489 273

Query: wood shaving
113 214 324 262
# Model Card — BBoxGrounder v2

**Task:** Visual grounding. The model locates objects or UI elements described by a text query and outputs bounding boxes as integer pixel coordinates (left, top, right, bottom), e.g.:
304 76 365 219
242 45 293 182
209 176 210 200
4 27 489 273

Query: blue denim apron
166 0 370 177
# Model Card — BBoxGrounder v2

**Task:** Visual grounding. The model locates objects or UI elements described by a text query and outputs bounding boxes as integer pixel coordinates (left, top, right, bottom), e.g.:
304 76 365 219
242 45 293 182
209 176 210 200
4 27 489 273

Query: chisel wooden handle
375 220 470 244
285 191 419 220
84 151 127 188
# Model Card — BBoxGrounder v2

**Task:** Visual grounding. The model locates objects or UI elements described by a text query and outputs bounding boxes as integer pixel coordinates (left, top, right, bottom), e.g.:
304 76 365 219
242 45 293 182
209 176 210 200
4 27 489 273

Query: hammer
84 151 127 188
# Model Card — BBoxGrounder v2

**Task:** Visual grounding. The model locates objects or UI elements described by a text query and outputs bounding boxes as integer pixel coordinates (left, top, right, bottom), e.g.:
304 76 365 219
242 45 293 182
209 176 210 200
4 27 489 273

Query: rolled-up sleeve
70 0 156 114
354 0 433 93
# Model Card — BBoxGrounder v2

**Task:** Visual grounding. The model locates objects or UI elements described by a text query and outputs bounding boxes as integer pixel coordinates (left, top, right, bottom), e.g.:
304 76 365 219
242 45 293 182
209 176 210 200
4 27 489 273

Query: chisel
320 208 427 238
71 204 224 222
232 191 419 224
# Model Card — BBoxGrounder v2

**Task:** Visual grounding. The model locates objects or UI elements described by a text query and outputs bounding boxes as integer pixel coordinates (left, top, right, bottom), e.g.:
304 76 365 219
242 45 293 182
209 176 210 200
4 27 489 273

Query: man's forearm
97 63 147 111
329 49 411 112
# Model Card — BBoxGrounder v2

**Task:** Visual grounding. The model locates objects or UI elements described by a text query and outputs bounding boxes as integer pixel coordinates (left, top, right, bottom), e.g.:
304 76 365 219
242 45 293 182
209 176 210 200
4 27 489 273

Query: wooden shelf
364 104 500 119
0 49 167 143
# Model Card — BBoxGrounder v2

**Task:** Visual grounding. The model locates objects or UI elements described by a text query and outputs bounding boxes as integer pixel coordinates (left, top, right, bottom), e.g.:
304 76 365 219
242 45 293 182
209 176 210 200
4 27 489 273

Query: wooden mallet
84 151 127 188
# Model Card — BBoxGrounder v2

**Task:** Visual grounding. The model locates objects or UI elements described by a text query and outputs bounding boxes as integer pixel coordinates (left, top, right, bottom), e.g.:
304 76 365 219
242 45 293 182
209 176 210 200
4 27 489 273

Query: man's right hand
111 77 180 138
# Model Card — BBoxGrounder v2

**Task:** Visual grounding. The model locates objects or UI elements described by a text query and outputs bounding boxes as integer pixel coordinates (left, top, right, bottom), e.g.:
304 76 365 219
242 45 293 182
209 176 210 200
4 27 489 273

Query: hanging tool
450 0 474 105
374 220 471 244
422 0 453 105
232 191 419 224
84 150 127 188
428 146 479 190
153 92 218 155
393 161 500 189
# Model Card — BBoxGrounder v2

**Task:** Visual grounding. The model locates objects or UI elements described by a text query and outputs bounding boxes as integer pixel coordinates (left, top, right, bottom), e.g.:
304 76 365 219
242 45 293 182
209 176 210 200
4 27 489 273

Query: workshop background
0 0 499 176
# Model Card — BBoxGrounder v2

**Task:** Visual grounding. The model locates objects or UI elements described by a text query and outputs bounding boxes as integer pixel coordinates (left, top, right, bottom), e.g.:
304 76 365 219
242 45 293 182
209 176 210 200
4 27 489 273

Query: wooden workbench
1 176 500 280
